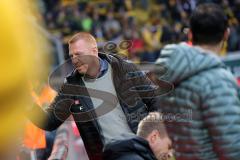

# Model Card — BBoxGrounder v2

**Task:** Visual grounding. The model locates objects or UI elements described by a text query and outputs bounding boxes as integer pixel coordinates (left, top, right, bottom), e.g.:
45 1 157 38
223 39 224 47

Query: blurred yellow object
0 0 49 154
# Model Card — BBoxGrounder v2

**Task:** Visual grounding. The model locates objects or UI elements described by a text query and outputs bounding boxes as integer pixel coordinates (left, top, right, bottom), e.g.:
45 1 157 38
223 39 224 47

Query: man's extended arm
26 84 73 131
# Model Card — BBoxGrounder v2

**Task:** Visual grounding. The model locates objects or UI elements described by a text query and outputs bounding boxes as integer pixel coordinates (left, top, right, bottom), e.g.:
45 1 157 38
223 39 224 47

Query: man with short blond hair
29 32 161 159
68 32 97 47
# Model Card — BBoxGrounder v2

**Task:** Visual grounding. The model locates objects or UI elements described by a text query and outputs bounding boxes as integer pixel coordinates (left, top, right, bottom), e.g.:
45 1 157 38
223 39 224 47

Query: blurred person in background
155 3 240 160
103 112 173 160
47 122 70 160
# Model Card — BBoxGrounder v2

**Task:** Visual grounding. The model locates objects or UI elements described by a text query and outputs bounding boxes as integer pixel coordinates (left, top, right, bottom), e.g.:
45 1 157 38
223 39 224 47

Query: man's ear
148 130 160 144
188 29 193 43
223 28 230 41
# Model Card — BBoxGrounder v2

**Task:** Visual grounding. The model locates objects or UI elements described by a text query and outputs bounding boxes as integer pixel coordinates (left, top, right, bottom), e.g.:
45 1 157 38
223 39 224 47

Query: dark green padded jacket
155 43 240 160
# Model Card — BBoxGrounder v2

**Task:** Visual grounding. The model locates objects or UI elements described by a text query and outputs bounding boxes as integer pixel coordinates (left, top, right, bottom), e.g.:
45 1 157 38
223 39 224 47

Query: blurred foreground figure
103 112 173 160
156 3 240 160
0 0 48 159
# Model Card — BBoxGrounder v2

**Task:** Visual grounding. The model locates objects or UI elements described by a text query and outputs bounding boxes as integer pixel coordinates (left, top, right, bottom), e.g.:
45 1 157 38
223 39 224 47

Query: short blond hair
68 32 97 47
137 112 167 138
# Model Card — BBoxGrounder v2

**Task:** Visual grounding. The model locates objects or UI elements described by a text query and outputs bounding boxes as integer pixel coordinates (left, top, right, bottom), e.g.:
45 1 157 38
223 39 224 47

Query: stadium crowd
39 0 240 62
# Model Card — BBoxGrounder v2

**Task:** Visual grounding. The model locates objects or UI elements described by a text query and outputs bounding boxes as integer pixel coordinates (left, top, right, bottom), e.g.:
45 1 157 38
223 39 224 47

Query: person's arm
202 78 240 159
48 122 69 160
26 84 73 131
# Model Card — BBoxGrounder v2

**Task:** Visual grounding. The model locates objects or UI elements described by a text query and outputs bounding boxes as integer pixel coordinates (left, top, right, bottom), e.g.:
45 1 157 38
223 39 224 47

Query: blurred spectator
128 31 144 62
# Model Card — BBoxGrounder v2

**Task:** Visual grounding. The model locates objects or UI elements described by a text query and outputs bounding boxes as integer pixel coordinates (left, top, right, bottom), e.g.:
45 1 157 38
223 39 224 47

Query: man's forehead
69 39 97 55
69 39 88 48
69 41 88 53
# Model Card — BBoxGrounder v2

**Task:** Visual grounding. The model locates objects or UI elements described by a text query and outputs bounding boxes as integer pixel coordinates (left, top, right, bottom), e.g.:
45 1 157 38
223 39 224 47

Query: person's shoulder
192 66 239 100
106 53 141 73
107 53 133 63
104 136 148 151
162 42 192 51
103 136 152 158
208 67 238 86
103 137 136 159
157 43 194 63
